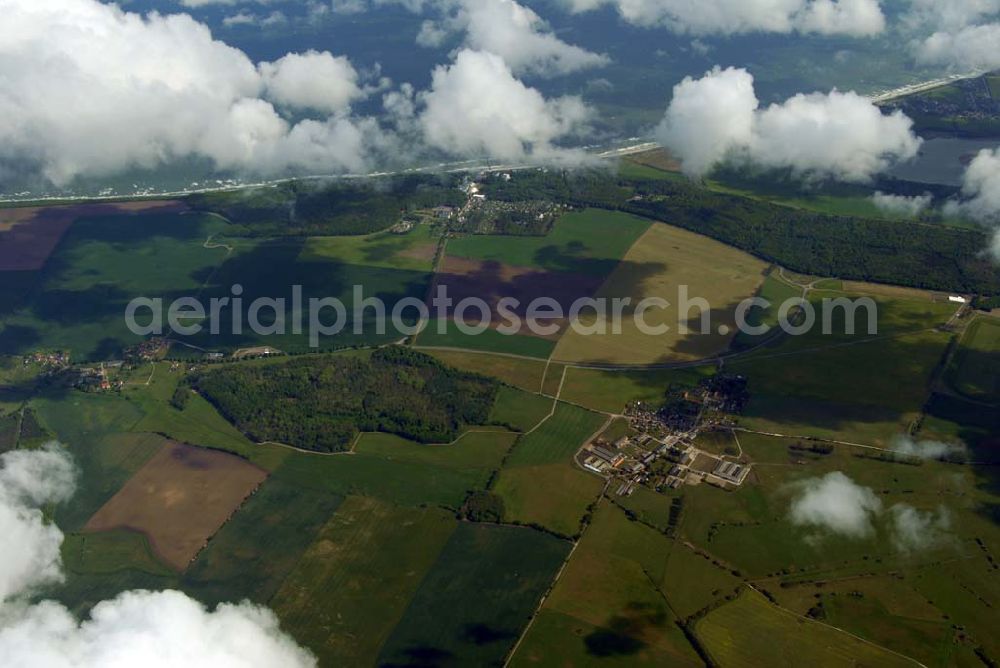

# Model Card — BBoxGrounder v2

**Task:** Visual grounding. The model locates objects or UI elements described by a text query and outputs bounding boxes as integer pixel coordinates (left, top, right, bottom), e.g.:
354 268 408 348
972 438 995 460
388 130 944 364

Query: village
577 373 753 496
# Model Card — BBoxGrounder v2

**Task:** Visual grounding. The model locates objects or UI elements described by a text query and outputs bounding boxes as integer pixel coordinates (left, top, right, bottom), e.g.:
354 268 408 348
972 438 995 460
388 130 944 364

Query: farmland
445 209 651 275
423 349 548 392
4 170 999 668
377 523 570 667
553 223 769 365
271 496 457 666
947 316 1000 402
493 402 607 536
513 504 705 666
694 589 917 667
83 441 268 570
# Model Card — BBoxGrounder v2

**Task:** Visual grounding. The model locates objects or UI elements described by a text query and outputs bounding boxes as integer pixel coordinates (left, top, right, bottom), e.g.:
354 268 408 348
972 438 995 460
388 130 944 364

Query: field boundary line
744 584 928 668
503 484 611 668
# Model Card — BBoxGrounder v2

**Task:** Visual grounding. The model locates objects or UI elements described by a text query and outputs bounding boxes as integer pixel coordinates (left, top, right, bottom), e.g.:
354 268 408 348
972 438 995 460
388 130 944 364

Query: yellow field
695 589 918 668
842 280 940 302
552 224 768 365
512 504 703 666
422 349 547 392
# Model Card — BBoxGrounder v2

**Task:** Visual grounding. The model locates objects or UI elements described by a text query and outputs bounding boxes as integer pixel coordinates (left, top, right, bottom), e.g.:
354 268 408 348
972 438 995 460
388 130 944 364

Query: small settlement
577 374 753 496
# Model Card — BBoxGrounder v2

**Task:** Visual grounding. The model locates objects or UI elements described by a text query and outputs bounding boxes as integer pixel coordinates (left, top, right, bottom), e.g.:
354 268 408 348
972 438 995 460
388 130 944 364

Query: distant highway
870 70 987 105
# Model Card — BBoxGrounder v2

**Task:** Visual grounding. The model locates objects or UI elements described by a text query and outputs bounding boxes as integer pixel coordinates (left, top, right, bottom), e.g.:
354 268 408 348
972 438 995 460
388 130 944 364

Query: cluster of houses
74 361 125 392
579 376 756 497
23 351 70 368
580 426 752 497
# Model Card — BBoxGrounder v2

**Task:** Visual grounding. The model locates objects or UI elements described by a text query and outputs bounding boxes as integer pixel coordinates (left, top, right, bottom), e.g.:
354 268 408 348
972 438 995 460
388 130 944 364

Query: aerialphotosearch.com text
125 284 879 347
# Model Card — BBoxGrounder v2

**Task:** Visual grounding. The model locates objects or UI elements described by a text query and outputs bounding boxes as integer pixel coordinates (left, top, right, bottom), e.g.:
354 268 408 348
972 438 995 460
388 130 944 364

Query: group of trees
190 347 499 453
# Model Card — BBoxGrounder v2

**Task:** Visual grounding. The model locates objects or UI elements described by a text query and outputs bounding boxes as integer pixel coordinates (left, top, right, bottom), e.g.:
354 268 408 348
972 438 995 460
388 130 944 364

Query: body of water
890 137 1000 187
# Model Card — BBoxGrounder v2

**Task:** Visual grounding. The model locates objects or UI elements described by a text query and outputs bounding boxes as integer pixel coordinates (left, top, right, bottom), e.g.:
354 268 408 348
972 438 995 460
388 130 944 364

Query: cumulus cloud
0 445 76 602
0 445 315 667
0 0 383 187
417 0 610 77
872 191 933 217
890 434 968 462
789 472 883 538
945 147 1000 259
903 0 1000 32
417 49 592 161
655 66 758 178
655 66 922 181
0 591 316 667
915 23 1000 70
889 504 952 552
259 50 363 114
556 0 885 36
788 471 959 552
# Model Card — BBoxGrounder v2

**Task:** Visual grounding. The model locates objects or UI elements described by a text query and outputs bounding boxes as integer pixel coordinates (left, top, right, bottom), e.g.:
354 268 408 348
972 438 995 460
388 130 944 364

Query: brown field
397 242 438 263
842 281 940 301
627 148 683 173
0 200 186 270
431 256 604 338
553 224 769 365
84 440 267 570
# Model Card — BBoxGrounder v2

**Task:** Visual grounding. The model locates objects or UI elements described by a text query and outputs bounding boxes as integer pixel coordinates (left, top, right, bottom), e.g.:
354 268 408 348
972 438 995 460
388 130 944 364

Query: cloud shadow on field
583 602 667 658
379 645 455 668
461 623 517 646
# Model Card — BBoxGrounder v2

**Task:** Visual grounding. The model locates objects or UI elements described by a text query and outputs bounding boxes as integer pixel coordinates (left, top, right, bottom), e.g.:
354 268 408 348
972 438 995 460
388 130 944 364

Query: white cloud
655 66 922 181
0 0 381 186
0 445 76 602
903 0 1000 32
889 504 952 552
557 0 885 36
872 191 933 217
417 49 592 161
0 445 315 667
259 50 362 114
946 147 1000 259
916 23 1000 70
655 66 758 178
789 472 883 538
419 0 610 77
0 591 316 668
890 434 967 461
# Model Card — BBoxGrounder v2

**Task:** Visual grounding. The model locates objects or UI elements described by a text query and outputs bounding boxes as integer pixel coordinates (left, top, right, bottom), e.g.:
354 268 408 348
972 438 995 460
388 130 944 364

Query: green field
270 429 506 509
0 210 441 359
513 504 704 666
0 410 19 452
729 292 957 445
62 530 173 577
377 523 571 667
504 402 606 467
182 478 344 606
271 496 457 666
559 365 714 414
0 212 230 360
490 386 554 433
494 402 608 536
298 223 440 272
353 429 516 471
415 321 557 359
445 209 651 275
947 317 1000 402
695 589 918 667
